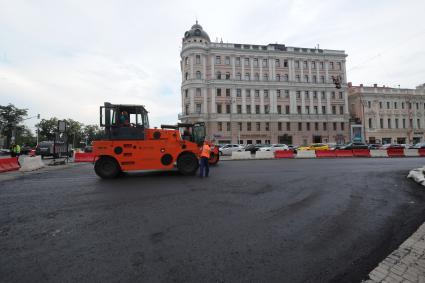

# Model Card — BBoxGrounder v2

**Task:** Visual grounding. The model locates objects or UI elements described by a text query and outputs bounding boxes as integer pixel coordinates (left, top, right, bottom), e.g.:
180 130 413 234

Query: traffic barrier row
74 152 96 162
0 157 20 173
19 156 45 172
231 148 425 160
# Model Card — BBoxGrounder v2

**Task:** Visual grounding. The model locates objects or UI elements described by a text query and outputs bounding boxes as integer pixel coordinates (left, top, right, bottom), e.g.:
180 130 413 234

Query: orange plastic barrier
335 149 354 157
274 150 295 158
74 152 96 162
387 148 405 157
0 157 20 172
419 149 425 157
315 150 337 158
353 149 371 157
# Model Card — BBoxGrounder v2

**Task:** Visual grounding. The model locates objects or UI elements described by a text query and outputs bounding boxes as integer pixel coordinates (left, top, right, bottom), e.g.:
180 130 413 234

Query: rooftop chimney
373 84 377 88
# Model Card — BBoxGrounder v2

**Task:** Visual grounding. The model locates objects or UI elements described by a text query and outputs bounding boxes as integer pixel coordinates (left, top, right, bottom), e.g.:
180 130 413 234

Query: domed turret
183 21 210 43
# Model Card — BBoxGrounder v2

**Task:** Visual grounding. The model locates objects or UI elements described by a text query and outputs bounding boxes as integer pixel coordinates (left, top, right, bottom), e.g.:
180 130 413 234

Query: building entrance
313 135 322 143
278 134 293 145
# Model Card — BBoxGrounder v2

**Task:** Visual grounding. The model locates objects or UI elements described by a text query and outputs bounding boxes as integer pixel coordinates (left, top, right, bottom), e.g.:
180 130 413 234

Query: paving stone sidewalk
363 222 425 282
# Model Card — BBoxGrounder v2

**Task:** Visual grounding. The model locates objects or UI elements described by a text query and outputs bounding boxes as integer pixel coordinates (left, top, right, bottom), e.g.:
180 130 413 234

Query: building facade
179 22 350 145
348 84 425 144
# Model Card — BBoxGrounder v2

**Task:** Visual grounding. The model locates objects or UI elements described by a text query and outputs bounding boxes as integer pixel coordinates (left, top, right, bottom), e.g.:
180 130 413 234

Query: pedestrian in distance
10 143 16 157
199 141 211 178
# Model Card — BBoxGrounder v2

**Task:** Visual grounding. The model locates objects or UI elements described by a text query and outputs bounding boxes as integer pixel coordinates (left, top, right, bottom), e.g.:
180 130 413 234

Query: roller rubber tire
94 156 121 179
177 153 199 175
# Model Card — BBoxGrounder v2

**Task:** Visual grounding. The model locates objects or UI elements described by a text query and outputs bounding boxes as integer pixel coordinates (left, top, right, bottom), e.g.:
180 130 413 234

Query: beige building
179 22 350 145
348 83 425 144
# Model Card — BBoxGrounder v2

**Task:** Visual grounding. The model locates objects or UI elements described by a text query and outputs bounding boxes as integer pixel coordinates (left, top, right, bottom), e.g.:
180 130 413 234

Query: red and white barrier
0 157 20 173
335 150 354 157
387 148 404 157
274 150 295 158
74 152 96 162
315 150 337 158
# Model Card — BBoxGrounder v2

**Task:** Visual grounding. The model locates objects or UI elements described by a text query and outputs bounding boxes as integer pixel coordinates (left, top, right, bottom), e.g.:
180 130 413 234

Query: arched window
185 72 189 80
245 73 250 81
185 57 189 65
196 71 202 80
276 74 281 81
236 73 241 80
216 71 221 80
263 73 269 81
254 73 259 81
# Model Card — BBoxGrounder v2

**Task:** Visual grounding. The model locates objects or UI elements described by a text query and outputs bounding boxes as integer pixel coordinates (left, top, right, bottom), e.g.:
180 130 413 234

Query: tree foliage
0 104 28 147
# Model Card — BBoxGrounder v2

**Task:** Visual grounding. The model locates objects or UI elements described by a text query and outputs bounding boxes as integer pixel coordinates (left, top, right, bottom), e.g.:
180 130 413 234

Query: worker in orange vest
199 141 211 178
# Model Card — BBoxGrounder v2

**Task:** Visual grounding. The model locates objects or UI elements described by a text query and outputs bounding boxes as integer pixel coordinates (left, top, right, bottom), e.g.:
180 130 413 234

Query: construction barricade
255 151 274 159
352 149 371 157
370 150 388 158
404 149 420 157
0 157 20 173
315 150 337 158
296 150 316 158
335 149 354 157
387 148 405 157
19 156 45 172
419 149 425 157
74 152 96 162
274 150 295 159
231 151 252 160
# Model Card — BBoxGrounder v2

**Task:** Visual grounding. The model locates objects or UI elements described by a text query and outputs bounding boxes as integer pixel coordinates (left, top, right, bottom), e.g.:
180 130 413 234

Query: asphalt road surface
2 158 425 283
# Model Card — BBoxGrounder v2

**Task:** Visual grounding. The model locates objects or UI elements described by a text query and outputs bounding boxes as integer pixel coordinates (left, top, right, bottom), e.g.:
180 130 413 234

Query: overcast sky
1 0 425 132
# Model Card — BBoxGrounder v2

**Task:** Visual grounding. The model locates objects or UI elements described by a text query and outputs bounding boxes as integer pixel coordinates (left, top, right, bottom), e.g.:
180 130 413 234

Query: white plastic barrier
255 151 274 159
296 150 316 158
404 149 420 157
370 150 388 158
231 151 252 160
407 167 425 186
19 156 45 172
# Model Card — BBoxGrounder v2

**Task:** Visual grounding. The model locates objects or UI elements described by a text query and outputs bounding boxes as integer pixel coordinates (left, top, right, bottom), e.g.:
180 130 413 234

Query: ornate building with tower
179 22 350 145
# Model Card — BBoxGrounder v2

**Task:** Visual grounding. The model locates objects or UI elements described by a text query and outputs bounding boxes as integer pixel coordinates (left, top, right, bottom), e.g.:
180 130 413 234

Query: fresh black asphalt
1 158 425 282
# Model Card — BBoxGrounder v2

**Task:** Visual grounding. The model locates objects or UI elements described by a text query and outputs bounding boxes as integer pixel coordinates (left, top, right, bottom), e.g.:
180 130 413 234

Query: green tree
36 117 58 141
65 118 84 148
83 124 104 145
17 126 36 147
0 104 28 148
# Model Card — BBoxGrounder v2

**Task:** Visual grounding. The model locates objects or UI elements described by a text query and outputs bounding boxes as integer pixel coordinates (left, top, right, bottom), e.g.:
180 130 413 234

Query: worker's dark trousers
200 157 209 177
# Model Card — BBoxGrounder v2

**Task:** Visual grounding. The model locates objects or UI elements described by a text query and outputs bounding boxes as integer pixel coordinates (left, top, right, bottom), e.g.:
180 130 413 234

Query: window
304 75 309 82
218 122 222 131
216 88 221 96
417 103 419 110
285 90 290 98
313 91 317 99
195 103 201 113
298 122 302 131
254 73 259 81
295 61 300 68
237 105 242 114
226 104 231 113
379 102 383 109
215 56 221 64
255 105 260 114
320 76 325 83
380 118 384 128
226 88 231 97
305 106 310 114
319 62 324 69
216 71 221 80
236 73 241 80
339 106 344 114
303 61 308 68
185 104 189 114
265 122 270 131
184 89 188 98
332 105 336 114
254 58 259 67
315 122 319 131
337 62 342 70
387 101 390 109
247 122 251 131
312 75 317 83
262 59 268 67
185 72 189 80
418 119 421 128
368 101 371 108
195 55 201 64
395 119 399 129
236 57 241 66
323 122 327 130
306 122 310 131
275 59 280 67
196 88 201 96
196 71 201 79
278 122 282 131
244 58 250 66
410 119 413 128
264 90 269 98
217 104 222 113
277 90 281 98
403 119 406 128
245 73 250 81
284 74 289 81
331 92 336 99
246 105 251 114
305 91 309 99
226 122 230 131
321 91 325 99
277 105 282 114
297 106 302 114
322 106 326 114
263 73 269 81
296 91 301 99
388 119 392 129
329 62 334 69
246 89 251 98
284 60 288 67
236 89 241 97
394 102 398 109
314 106 318 114
225 72 230 80
402 102 405 109
185 57 189 65
285 105 290 114
339 92 343 99
256 122 261 131
341 122 345 131
296 75 301 82
265 105 270 114
276 74 281 81
369 118 372 129
255 90 260 97
238 122 242 131
333 122 337 131
225 56 230 65
286 122 291 131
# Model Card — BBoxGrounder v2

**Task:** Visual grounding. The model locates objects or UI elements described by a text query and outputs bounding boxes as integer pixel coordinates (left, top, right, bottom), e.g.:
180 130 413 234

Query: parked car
340 142 369 150
259 144 289 152
297 143 329 151
381 143 403 149
368 143 382 149
413 143 425 149
36 141 73 158
219 144 244 156
400 144 413 149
